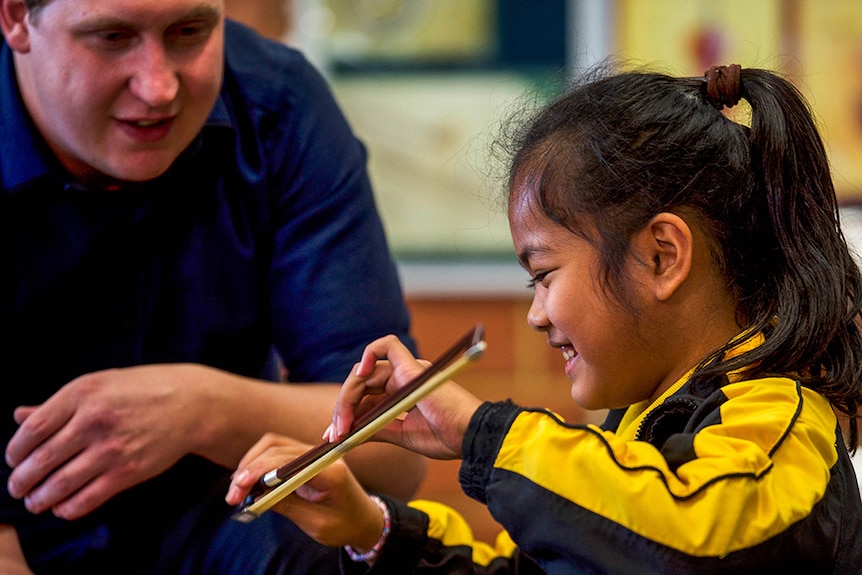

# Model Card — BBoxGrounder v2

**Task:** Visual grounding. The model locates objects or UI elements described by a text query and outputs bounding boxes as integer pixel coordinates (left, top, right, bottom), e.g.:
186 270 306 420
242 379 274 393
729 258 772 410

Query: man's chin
92 160 175 188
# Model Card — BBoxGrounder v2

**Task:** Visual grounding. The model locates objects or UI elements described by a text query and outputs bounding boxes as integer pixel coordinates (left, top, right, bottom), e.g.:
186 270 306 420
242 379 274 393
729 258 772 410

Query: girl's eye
527 271 549 289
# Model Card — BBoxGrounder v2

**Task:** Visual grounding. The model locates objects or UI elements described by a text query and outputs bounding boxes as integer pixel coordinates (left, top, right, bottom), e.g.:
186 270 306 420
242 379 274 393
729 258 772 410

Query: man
0 0 424 572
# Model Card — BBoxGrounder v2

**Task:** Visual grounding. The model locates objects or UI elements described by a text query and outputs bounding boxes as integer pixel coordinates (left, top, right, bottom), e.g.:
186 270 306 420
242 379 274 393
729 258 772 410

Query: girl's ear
0 0 32 52
632 212 693 302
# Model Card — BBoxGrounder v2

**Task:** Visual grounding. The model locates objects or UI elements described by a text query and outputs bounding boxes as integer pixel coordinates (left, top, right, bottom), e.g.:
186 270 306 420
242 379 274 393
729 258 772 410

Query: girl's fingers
333 340 429 439
227 435 312 503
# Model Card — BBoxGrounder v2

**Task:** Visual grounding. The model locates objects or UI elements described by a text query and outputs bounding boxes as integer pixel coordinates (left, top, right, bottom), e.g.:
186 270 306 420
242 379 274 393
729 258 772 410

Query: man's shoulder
0 38 51 191
221 20 322 109
215 21 345 151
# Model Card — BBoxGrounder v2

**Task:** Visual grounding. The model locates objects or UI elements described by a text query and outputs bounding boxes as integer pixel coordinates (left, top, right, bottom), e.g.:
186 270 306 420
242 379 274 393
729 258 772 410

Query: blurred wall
614 0 862 201
224 0 291 41
227 1 862 263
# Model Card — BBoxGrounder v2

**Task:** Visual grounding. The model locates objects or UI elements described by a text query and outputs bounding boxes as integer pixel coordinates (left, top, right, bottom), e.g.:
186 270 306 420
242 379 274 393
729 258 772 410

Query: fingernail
338 415 350 437
24 496 41 514
226 485 239 503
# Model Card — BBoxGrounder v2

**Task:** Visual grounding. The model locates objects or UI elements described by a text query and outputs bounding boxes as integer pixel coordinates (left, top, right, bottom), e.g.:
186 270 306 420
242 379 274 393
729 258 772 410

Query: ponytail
702 67 862 447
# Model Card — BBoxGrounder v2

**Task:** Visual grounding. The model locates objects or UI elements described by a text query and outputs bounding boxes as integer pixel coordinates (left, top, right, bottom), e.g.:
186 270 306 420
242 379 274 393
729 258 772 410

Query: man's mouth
134 119 165 127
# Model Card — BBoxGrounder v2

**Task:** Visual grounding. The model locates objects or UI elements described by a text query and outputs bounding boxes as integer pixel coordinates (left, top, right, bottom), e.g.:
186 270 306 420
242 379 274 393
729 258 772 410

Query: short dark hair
21 0 48 21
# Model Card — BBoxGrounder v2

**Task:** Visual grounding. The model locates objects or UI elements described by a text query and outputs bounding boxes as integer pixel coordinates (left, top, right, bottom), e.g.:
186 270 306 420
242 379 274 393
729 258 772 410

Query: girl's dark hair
507 65 862 448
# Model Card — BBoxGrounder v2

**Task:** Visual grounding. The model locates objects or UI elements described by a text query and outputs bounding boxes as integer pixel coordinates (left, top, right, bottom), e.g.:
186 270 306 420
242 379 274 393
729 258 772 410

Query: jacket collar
616 332 764 440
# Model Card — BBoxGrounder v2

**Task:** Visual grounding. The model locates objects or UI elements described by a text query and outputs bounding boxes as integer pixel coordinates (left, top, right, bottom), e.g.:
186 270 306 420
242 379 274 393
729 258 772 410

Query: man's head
0 0 225 187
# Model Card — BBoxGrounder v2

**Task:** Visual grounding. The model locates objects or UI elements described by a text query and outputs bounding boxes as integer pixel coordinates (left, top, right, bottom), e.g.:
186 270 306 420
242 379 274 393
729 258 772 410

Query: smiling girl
228 64 862 574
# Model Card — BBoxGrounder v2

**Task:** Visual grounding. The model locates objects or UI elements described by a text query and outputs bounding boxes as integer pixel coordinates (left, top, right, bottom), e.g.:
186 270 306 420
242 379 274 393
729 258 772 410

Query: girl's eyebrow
517 244 551 270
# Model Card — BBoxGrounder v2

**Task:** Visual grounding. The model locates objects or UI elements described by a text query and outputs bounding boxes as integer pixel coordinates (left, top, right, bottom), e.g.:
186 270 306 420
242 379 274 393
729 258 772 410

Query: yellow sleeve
408 500 518 567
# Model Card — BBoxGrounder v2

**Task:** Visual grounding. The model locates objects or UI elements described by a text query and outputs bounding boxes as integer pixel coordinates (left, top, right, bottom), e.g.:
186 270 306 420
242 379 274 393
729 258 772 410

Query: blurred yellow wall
616 0 862 200
227 0 862 256
798 0 862 199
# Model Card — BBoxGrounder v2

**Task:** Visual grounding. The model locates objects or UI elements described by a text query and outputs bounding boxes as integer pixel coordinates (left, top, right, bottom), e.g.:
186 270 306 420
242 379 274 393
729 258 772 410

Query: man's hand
5 364 222 519
5 361 428 520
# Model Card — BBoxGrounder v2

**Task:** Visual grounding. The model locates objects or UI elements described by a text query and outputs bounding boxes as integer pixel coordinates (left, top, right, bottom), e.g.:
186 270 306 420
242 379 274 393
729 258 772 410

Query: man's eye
81 28 136 50
168 20 215 44
176 24 204 37
99 30 132 43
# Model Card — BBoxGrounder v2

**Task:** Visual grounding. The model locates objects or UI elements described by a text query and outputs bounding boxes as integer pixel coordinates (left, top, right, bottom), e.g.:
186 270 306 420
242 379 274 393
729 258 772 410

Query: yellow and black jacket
344 370 862 574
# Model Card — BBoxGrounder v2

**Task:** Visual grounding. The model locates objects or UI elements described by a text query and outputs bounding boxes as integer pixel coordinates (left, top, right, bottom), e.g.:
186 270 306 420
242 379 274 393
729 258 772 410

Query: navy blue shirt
1 20 414 571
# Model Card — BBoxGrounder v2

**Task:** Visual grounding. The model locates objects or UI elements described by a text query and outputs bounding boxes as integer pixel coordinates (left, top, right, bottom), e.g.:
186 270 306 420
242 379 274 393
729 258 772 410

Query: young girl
227 64 862 574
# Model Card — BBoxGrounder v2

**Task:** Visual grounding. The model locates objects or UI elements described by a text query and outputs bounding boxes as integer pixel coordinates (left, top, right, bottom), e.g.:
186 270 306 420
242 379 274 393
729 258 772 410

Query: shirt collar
0 40 52 192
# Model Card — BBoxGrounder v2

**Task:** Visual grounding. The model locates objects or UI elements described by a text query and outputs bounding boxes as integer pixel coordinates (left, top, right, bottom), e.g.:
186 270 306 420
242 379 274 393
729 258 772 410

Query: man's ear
0 0 33 53
632 212 693 302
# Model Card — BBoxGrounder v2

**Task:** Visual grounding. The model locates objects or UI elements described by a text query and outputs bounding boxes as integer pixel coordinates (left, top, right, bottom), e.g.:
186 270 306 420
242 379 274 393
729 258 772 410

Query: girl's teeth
562 348 575 361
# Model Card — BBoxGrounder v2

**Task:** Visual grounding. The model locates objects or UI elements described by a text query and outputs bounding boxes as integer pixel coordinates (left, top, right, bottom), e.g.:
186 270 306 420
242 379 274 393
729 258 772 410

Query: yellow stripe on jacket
492 377 837 557
409 500 518 567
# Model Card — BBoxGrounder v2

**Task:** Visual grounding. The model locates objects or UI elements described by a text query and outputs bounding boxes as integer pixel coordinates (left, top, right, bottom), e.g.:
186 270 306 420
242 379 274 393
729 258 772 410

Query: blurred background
225 0 862 542
227 0 862 262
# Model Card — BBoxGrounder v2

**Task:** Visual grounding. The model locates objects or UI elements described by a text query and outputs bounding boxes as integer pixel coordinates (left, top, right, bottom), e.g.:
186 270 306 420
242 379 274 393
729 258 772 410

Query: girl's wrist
344 494 391 564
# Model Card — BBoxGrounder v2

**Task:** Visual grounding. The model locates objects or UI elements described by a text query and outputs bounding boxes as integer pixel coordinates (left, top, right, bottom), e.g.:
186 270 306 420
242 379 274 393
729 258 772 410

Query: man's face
10 0 224 186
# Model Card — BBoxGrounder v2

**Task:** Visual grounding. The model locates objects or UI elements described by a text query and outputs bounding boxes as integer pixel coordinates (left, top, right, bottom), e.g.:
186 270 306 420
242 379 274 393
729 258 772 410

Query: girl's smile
508 183 743 412
560 345 577 375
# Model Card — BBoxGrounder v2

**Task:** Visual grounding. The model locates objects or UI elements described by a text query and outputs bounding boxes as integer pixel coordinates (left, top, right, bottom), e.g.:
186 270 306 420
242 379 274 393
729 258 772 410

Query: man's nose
128 42 179 108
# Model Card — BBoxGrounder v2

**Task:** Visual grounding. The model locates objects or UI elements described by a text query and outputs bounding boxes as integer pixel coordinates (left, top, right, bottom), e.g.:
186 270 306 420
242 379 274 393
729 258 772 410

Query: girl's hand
324 335 483 460
226 433 384 552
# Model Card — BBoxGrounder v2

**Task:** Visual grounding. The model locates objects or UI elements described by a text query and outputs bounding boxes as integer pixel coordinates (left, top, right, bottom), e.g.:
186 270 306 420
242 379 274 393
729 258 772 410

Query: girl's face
508 193 671 411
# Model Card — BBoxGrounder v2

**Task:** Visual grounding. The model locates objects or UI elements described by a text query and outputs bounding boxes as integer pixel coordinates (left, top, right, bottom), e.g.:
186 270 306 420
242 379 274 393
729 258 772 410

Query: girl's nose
527 292 550 332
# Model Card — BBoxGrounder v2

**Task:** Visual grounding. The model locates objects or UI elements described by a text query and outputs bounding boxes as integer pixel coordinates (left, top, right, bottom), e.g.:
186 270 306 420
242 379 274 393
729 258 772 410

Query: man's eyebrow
72 4 221 30
180 4 222 22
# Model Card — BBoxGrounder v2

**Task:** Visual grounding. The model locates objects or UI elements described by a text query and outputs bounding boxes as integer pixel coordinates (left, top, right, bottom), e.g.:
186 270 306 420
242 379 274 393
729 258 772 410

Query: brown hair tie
703 64 742 109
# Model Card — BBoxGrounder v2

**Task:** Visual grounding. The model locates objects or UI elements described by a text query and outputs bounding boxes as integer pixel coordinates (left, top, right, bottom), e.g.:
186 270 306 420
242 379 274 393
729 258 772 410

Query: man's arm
5 364 425 521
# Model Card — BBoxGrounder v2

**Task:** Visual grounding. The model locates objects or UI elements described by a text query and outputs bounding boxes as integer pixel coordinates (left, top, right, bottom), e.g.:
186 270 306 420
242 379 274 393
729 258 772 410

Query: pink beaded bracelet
345 495 391 563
